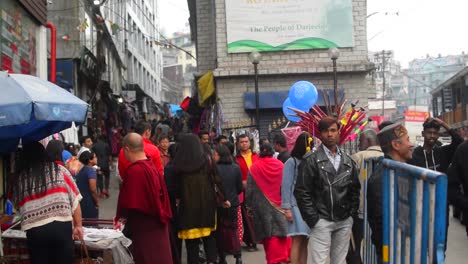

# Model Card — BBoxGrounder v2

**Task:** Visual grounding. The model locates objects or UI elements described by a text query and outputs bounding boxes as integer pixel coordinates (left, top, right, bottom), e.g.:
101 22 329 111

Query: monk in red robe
116 133 173 264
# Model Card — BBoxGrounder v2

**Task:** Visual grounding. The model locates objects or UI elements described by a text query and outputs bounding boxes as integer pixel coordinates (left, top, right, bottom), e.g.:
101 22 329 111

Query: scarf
249 157 284 206
116 159 172 224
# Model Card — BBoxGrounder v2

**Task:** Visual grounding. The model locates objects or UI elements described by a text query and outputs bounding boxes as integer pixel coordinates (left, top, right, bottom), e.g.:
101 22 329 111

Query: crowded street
1 0 468 263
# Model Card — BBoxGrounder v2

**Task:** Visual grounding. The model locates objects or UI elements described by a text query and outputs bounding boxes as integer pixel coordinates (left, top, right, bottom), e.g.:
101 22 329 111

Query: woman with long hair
76 150 99 219
46 139 66 165
173 134 227 264
213 144 243 264
281 132 312 264
10 142 83 264
245 143 291 264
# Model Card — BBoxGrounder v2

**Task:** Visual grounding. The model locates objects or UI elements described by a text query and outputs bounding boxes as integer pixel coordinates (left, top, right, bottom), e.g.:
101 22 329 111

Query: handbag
73 239 98 264
207 155 226 206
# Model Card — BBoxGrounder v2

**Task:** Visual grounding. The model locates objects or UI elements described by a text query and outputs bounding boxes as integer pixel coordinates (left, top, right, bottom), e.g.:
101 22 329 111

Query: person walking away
274 134 291 163
92 135 112 198
76 150 99 219
174 134 228 264
246 143 291 264
295 116 360 264
213 145 244 264
448 140 468 236
164 143 182 264
118 121 164 179
348 129 383 264
116 133 173 264
46 139 68 166
77 135 93 158
236 134 259 251
367 123 413 263
281 132 312 264
158 135 171 168
10 142 83 264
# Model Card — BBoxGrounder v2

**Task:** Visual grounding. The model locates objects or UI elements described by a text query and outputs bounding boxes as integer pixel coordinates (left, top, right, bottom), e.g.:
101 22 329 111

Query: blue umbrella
0 72 88 153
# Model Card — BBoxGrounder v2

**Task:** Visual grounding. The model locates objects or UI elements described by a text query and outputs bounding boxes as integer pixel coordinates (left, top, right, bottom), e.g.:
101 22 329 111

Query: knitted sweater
19 165 82 231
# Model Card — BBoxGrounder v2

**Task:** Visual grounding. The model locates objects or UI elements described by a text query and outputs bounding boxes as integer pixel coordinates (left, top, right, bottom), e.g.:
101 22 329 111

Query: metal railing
363 158 447 264
362 157 380 264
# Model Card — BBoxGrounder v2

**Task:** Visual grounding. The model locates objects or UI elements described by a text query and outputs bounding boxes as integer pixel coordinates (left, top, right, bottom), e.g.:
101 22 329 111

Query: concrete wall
193 0 372 126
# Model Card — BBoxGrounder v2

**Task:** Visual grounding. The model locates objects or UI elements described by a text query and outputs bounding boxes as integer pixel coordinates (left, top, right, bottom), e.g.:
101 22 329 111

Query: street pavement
99 166 468 263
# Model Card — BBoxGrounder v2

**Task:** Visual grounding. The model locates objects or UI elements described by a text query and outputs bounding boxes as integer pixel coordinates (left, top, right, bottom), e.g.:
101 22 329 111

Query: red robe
118 138 164 179
116 159 172 264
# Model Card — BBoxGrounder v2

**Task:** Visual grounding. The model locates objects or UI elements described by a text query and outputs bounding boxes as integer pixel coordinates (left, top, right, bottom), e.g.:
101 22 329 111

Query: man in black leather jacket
295 116 360 264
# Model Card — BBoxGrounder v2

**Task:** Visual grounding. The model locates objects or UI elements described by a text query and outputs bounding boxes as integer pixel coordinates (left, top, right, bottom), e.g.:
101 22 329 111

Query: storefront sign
225 0 354 53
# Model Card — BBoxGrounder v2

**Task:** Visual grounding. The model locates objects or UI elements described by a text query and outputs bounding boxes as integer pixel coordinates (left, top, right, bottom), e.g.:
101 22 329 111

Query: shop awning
244 89 344 110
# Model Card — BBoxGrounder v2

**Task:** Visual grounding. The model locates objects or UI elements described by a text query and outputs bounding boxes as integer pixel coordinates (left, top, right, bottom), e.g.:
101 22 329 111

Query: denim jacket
281 157 301 209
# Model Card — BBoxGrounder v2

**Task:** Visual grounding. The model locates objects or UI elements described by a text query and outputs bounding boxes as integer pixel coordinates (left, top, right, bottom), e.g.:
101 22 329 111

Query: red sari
250 157 292 264
116 159 172 264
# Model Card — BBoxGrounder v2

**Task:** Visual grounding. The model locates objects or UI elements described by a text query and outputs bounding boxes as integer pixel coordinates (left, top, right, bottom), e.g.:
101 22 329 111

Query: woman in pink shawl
245 143 291 264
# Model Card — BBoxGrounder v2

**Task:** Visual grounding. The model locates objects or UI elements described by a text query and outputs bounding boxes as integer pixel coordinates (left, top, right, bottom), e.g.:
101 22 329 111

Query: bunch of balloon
282 81 318 122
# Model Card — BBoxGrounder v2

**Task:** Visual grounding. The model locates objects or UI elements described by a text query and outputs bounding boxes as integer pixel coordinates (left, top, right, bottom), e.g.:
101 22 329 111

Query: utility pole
374 50 392 116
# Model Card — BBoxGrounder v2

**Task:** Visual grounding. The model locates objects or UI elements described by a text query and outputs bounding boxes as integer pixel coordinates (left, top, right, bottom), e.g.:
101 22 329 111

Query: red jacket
236 152 259 181
118 138 164 179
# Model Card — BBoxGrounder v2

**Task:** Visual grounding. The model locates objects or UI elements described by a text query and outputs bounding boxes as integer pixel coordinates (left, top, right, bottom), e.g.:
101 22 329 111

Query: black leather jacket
294 145 360 228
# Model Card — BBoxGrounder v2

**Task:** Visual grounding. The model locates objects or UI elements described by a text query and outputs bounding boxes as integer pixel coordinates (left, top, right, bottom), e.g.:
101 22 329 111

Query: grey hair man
348 129 383 263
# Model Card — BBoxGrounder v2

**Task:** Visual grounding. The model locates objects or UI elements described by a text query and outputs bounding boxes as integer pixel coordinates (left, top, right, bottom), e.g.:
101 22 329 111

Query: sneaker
103 189 110 198
99 193 106 199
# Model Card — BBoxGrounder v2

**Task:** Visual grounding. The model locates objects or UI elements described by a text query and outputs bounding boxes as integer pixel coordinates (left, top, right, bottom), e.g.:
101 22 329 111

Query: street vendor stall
1 219 133 263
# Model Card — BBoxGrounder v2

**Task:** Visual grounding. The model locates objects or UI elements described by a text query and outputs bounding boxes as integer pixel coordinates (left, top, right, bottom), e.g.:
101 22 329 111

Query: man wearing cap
367 123 414 262
295 116 360 264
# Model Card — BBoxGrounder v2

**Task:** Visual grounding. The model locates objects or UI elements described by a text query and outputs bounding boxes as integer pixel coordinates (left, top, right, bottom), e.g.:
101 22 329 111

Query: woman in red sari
245 143 291 264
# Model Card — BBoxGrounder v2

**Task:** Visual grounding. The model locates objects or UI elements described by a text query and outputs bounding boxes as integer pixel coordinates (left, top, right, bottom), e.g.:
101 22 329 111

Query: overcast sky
159 0 467 68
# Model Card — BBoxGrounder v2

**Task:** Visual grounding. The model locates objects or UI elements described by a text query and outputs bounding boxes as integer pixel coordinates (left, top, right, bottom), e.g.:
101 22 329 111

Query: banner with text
225 0 354 53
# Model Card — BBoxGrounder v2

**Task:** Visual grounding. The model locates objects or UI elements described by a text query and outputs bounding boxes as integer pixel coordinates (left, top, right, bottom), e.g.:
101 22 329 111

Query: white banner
225 0 354 53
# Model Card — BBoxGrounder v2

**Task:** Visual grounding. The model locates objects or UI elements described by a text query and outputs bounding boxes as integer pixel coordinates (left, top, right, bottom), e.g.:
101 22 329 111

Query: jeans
26 221 74 264
307 217 353 264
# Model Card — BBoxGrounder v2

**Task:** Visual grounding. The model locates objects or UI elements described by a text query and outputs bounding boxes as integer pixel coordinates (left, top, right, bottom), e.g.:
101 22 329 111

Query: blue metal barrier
362 157 380 264
363 158 447 264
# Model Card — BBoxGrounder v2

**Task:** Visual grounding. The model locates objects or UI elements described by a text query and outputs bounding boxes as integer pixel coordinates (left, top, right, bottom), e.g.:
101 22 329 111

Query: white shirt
322 145 342 171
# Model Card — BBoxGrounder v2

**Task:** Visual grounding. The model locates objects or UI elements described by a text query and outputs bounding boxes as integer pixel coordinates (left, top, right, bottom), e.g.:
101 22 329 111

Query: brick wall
193 0 373 126
195 0 217 73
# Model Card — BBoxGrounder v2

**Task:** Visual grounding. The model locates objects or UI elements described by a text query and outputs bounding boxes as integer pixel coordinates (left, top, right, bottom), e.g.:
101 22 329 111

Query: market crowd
7 115 468 264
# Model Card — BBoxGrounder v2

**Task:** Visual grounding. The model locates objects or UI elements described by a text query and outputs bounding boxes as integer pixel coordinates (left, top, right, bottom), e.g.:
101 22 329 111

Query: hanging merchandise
197 71 215 107
281 126 302 152
180 96 191 111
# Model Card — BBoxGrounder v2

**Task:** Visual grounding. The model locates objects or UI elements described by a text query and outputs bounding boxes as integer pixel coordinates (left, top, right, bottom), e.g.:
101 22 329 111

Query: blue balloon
289 81 318 110
282 98 302 122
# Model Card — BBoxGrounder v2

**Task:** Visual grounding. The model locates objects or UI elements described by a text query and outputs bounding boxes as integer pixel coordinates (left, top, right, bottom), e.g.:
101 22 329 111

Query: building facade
405 53 468 112
48 0 164 138
188 0 372 137
369 51 408 118
431 66 468 129
162 32 196 104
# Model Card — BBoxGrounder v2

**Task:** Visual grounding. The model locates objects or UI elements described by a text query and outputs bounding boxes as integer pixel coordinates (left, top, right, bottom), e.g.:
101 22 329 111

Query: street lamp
249 51 262 133
328 47 340 115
